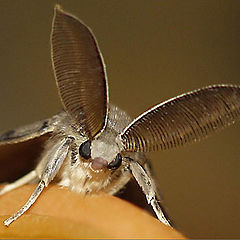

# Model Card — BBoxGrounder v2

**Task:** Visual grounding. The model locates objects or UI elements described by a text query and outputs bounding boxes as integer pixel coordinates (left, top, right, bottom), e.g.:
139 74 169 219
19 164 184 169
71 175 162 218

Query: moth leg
129 159 172 227
0 170 38 195
3 137 73 226
3 180 45 226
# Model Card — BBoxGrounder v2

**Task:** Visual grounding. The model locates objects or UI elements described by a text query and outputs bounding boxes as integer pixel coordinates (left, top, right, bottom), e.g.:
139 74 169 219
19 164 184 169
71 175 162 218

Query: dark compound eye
79 140 91 160
108 153 122 170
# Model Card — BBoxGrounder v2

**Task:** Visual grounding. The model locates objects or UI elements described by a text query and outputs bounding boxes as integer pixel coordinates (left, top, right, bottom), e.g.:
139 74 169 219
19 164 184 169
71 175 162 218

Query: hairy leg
3 137 73 226
129 160 171 227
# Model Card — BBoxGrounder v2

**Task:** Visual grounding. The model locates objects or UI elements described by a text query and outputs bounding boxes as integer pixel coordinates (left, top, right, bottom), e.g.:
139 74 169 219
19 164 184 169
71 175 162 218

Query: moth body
37 105 135 195
1 5 240 228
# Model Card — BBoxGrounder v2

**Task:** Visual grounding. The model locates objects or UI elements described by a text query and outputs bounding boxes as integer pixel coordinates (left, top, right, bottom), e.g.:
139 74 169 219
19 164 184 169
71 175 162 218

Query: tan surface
0 184 184 239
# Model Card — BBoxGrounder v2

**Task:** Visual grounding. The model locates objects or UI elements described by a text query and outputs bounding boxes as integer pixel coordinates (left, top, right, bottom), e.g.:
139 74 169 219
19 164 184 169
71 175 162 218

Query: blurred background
0 0 239 238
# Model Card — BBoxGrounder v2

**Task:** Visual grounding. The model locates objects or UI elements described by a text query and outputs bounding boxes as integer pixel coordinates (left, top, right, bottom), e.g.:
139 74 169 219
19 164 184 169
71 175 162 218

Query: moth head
79 138 123 171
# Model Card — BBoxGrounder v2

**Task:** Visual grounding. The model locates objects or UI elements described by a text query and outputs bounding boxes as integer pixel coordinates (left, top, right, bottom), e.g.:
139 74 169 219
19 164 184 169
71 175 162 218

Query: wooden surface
0 184 185 239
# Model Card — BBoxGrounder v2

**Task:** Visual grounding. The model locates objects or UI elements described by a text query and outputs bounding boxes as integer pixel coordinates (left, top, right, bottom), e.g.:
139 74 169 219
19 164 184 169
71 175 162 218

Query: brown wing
51 5 108 139
120 85 240 152
0 118 54 182
0 135 50 183
0 118 53 146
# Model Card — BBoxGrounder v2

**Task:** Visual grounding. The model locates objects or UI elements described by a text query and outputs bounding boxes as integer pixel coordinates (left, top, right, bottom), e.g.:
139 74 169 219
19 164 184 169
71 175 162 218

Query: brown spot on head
91 157 108 170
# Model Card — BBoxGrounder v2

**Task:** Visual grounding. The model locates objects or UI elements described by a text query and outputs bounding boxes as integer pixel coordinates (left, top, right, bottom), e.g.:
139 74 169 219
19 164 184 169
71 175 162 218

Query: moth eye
108 153 122 170
79 140 91 160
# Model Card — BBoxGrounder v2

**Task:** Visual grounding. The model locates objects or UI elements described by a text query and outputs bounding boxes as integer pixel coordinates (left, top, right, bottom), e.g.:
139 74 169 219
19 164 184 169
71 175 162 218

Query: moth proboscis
1 5 240 228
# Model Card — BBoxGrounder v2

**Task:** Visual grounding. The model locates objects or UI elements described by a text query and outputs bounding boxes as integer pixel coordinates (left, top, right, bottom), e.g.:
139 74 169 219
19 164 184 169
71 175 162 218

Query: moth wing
0 118 54 146
0 117 55 182
120 85 240 152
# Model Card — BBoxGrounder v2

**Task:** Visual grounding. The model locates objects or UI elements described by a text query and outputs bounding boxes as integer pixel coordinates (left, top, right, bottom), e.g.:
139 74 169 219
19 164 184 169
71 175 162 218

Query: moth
1 5 240 228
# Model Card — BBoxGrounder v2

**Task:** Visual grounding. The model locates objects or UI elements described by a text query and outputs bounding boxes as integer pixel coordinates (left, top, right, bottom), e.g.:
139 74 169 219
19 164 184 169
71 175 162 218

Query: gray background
0 0 240 238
